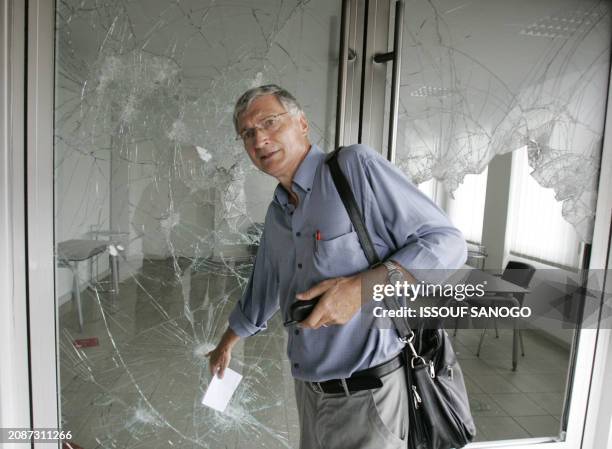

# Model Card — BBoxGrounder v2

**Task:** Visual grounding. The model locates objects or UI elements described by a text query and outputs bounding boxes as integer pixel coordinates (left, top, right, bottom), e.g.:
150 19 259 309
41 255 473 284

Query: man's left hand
295 274 362 329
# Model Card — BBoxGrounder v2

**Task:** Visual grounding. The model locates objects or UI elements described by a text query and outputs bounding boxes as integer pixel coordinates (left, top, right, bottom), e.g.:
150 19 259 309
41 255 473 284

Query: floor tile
469 374 520 394
459 358 501 377
501 372 567 393
463 375 485 394
489 393 549 416
469 394 508 417
475 416 530 440
514 415 561 438
529 392 566 416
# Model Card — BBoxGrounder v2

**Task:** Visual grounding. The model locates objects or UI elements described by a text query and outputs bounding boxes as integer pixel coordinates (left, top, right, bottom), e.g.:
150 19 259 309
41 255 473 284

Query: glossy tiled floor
58 259 570 448
452 327 569 441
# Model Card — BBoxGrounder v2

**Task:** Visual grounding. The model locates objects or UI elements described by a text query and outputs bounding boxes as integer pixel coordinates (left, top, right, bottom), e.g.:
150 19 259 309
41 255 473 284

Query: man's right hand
206 327 240 379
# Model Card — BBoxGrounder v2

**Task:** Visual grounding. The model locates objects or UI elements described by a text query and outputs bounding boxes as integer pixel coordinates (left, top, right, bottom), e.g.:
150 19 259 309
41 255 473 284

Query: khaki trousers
294 367 408 449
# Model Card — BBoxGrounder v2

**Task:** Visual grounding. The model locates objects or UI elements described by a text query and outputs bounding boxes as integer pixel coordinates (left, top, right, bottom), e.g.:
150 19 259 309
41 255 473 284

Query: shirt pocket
313 230 370 278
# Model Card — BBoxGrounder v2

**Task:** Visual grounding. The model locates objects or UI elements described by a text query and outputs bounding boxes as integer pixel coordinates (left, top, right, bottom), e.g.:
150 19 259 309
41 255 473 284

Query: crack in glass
394 0 610 243
55 0 335 447
54 0 609 447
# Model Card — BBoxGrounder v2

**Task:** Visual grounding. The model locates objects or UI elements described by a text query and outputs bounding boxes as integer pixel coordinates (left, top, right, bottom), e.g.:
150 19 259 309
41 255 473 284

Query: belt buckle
311 382 323 393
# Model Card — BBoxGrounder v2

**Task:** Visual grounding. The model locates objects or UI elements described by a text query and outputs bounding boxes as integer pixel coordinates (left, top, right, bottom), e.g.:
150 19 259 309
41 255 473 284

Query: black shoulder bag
326 148 476 449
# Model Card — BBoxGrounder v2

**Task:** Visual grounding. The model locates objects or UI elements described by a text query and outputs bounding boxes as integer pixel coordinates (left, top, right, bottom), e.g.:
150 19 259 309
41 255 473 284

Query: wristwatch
383 260 404 285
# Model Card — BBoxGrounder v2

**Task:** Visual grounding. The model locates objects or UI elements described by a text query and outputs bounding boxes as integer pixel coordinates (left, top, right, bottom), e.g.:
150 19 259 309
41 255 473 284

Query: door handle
335 0 352 149
373 0 404 163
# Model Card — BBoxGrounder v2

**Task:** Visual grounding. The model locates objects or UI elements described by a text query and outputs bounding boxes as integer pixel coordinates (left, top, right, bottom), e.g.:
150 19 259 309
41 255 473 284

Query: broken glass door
52 0 611 447
379 0 611 443
54 1 349 447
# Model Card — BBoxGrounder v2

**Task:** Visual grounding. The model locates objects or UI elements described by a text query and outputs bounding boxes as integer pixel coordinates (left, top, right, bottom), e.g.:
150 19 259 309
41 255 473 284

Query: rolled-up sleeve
228 236 280 337
363 153 467 283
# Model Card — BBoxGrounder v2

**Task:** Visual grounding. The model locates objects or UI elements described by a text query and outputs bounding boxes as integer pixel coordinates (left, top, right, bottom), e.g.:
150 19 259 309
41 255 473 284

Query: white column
481 152 513 272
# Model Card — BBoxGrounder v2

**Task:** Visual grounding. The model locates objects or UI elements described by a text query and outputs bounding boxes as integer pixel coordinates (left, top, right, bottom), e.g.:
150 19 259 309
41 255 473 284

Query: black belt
309 354 405 395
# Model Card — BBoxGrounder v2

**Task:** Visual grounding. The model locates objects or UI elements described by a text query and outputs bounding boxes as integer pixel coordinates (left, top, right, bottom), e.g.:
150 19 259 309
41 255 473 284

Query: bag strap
326 148 381 268
325 148 416 344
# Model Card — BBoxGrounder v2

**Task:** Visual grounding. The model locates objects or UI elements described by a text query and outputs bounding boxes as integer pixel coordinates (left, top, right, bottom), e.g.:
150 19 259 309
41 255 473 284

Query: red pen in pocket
315 230 321 252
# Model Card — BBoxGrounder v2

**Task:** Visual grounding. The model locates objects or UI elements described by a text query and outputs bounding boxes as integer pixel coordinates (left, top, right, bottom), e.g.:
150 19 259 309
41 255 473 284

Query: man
207 84 466 449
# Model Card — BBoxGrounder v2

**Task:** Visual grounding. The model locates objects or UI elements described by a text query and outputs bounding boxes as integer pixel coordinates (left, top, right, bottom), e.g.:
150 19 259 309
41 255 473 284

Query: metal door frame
0 0 31 443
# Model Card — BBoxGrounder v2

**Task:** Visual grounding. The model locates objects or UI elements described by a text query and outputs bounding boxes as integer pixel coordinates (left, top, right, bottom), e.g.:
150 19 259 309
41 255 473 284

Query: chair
56 239 123 332
475 261 536 367
466 243 487 270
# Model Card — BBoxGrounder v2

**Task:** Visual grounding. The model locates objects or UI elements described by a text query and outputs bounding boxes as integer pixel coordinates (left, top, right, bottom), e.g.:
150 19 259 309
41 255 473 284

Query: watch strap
383 260 401 273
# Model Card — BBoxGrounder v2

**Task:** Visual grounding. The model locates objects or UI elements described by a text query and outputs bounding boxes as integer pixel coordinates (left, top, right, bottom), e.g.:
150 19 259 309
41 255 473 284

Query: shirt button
296 232 301 237
294 329 300 335
293 363 300 369
297 263 303 269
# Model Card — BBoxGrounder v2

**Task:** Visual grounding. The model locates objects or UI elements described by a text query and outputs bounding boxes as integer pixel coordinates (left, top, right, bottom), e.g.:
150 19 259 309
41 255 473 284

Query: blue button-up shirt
229 144 466 381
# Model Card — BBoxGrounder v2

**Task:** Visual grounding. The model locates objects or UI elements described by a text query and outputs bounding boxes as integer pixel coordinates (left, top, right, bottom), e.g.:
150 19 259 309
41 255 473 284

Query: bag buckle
398 330 415 344
411 355 426 369
399 331 420 359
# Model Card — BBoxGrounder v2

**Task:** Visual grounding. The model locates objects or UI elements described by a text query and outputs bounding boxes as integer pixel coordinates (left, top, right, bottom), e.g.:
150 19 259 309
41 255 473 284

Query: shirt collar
293 144 324 192
274 144 325 207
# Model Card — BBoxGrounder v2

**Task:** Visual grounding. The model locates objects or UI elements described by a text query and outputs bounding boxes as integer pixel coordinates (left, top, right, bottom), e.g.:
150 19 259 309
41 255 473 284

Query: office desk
57 239 121 332
461 267 530 295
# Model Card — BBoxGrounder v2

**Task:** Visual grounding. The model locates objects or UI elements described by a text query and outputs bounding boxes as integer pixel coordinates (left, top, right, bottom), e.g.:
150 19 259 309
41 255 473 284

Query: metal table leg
72 263 84 333
512 320 518 371
109 250 120 305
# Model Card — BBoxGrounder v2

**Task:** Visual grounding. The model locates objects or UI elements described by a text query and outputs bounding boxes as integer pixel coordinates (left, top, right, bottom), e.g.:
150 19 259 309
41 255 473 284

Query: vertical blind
446 169 488 244
507 147 581 268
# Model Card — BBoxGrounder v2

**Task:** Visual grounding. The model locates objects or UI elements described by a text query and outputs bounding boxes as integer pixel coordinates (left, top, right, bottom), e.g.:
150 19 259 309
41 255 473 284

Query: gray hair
233 84 303 133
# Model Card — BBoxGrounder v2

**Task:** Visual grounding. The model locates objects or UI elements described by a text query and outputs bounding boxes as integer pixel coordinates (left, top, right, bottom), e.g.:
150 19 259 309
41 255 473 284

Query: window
446 168 488 244
507 147 582 268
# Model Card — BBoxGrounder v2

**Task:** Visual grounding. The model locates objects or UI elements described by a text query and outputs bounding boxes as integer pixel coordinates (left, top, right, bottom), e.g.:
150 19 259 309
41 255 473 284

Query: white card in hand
201 368 243 413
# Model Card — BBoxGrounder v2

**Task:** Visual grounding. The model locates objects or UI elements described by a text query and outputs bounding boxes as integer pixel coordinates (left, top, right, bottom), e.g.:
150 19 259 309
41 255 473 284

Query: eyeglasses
236 112 290 143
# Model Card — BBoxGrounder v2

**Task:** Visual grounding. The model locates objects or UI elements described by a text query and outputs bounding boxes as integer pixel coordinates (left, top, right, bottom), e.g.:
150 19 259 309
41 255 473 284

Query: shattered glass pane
393 0 610 242
55 0 341 447
53 0 610 447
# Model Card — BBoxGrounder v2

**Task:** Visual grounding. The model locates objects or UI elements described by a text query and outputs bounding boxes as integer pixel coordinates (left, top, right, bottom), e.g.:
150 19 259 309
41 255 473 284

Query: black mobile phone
284 295 322 326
